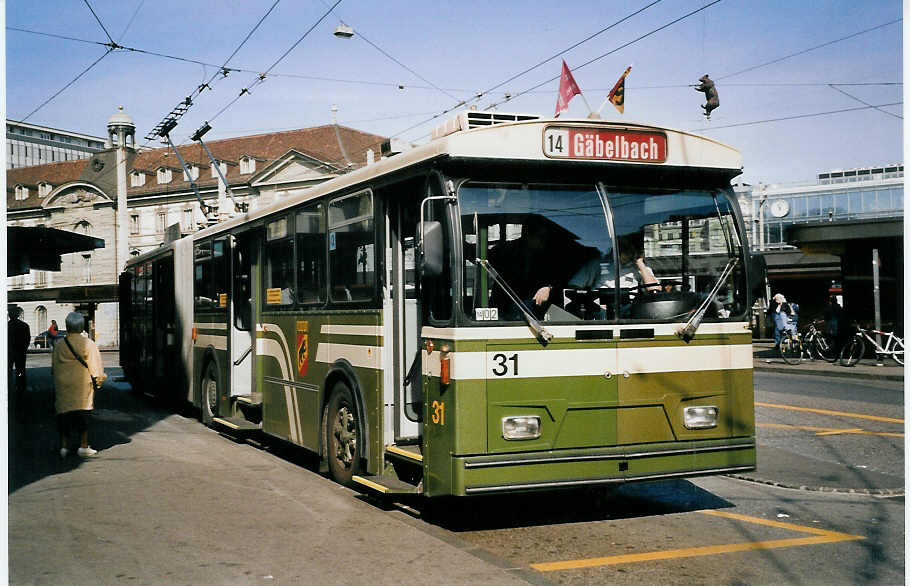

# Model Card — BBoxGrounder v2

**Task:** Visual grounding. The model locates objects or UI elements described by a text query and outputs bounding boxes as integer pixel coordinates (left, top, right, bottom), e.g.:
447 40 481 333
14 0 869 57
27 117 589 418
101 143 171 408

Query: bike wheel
839 336 865 367
813 334 837 362
779 334 802 365
891 336 904 366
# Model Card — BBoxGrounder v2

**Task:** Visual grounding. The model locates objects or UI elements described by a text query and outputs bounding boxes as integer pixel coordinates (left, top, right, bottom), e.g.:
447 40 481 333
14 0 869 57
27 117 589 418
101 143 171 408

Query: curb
753 363 904 382
728 473 905 497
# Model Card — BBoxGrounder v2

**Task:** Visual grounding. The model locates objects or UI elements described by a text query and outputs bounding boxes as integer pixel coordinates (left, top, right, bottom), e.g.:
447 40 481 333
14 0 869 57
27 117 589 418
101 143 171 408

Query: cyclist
767 293 794 349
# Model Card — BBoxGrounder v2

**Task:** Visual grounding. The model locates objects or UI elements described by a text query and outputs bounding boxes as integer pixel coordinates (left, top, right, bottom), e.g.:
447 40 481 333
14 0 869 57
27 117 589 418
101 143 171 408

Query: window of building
182 208 195 231
131 171 146 187
82 254 92 284
211 161 228 179
156 210 167 233
240 156 256 174
328 190 375 303
157 168 172 184
34 270 47 286
263 216 295 307
14 185 28 200
38 182 52 197
35 306 47 332
183 165 200 182
130 213 140 235
296 203 325 304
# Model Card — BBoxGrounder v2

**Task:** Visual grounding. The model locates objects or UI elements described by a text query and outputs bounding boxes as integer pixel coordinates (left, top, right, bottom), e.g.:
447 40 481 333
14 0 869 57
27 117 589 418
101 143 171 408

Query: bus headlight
502 416 541 440
683 406 718 429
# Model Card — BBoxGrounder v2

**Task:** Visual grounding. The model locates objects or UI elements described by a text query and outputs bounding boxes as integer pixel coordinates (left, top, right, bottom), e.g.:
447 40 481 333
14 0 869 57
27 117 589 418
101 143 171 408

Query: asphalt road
8 354 905 585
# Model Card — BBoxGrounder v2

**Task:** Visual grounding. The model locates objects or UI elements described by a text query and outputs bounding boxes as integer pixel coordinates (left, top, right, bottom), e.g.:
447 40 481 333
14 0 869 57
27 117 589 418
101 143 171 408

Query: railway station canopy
7 226 104 276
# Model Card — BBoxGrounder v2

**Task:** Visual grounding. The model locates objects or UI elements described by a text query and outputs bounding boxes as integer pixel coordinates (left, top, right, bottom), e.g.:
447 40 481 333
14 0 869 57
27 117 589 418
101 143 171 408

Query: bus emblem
296 321 309 377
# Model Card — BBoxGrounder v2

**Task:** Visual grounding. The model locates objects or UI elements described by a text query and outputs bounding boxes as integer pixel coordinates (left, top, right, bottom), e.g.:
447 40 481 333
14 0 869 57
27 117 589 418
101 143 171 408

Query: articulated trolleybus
121 112 761 498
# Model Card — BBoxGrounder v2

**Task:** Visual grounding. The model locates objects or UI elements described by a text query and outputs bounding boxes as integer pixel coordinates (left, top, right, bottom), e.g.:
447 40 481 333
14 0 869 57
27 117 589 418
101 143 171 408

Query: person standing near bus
8 305 31 393
53 312 106 459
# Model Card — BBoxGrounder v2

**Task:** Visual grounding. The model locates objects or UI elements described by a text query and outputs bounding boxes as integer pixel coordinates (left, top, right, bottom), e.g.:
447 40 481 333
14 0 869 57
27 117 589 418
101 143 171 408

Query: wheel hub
333 407 356 466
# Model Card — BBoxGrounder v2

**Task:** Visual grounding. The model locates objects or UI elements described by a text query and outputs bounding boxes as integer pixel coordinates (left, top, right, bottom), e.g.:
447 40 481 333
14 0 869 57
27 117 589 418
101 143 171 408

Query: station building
738 165 903 329
7 108 387 347
7 120 107 169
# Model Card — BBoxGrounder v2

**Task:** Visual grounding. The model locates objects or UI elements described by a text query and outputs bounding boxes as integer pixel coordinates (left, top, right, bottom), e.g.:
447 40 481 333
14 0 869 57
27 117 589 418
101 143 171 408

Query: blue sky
5 0 903 184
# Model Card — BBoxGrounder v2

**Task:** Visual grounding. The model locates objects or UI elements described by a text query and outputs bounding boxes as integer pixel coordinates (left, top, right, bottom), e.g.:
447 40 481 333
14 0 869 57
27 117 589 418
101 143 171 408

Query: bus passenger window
296 204 326 304
212 238 229 311
328 191 374 302
194 240 215 310
264 216 295 307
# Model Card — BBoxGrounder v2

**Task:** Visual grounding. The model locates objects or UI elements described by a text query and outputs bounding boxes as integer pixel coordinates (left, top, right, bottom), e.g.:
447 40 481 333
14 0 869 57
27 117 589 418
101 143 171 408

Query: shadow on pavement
408 479 733 532
8 365 172 494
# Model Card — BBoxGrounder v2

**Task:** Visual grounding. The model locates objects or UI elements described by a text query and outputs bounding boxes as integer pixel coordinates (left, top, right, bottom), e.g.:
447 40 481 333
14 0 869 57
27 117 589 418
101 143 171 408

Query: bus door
230 232 256 398
153 255 178 396
387 197 422 441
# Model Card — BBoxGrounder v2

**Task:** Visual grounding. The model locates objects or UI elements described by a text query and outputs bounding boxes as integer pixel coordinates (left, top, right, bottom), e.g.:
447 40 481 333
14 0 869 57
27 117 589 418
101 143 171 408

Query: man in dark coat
8 305 31 392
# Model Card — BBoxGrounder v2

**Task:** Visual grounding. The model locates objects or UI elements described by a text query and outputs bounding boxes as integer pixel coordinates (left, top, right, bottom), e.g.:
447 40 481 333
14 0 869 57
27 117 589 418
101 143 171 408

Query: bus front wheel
202 362 219 424
325 383 362 486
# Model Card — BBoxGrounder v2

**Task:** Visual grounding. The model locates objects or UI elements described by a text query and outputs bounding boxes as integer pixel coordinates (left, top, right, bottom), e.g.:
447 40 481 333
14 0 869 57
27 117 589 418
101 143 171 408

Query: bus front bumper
450 438 756 496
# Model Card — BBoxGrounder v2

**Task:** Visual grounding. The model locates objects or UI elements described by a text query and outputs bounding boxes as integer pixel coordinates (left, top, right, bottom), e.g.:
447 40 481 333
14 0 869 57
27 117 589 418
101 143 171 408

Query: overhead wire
117 0 145 42
716 18 902 80
827 85 902 119
20 48 114 122
692 102 902 131
82 0 115 45
205 0 343 125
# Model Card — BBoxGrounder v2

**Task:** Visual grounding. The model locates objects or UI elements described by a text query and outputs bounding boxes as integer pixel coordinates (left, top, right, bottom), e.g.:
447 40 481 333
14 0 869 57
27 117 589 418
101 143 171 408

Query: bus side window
328 190 375 303
296 203 326 305
212 237 229 312
194 240 214 310
263 216 295 308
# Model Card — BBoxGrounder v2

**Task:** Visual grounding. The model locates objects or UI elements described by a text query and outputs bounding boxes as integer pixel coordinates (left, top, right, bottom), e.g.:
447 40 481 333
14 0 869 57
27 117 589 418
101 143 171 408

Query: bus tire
325 382 362 486
201 361 219 424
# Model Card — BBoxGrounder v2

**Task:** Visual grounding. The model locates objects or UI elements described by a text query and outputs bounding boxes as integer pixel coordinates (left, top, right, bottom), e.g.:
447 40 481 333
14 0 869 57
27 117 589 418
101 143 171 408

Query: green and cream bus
120 112 761 497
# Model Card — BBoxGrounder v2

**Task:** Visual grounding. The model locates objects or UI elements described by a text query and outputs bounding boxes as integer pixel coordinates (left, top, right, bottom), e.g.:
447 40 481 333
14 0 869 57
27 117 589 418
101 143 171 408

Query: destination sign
543 127 667 163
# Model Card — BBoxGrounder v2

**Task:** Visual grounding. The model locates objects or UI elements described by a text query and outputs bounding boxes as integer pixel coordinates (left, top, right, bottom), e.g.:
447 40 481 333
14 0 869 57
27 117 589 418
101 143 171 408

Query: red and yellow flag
607 66 632 114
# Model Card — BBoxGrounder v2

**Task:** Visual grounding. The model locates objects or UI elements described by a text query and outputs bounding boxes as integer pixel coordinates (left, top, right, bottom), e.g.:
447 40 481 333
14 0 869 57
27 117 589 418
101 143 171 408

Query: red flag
607 66 632 114
554 60 582 117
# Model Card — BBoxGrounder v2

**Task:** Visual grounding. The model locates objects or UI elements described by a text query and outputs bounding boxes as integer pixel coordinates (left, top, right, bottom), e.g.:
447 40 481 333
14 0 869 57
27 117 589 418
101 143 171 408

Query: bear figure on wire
694 74 719 118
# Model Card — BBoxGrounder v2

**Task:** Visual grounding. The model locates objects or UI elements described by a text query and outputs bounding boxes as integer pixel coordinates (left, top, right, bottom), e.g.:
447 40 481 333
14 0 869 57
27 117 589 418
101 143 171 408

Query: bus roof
161 115 742 245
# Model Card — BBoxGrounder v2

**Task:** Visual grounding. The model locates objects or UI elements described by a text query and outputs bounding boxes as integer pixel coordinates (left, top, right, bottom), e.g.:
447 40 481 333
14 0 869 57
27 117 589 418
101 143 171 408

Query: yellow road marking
530 510 864 572
758 422 904 438
756 401 903 424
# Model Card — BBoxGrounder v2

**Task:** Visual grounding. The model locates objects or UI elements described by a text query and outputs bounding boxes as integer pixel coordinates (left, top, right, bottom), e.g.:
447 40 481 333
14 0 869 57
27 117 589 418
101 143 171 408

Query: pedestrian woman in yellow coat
53 312 106 458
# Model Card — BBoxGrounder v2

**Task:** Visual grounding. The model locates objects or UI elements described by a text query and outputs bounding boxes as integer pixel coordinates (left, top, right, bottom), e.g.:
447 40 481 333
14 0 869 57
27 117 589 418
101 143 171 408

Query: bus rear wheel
202 362 219 424
325 383 361 486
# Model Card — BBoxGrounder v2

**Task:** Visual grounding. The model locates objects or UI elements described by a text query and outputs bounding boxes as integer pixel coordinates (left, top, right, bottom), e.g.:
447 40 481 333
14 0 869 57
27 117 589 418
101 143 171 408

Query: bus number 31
491 353 519 376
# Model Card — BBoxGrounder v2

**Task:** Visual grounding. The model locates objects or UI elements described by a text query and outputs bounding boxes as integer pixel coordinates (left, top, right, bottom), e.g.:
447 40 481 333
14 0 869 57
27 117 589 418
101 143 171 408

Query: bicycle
778 328 805 365
802 320 837 362
839 326 904 367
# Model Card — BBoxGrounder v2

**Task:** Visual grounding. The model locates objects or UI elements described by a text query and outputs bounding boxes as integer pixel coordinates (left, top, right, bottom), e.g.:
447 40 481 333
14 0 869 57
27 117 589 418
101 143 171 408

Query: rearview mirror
420 221 444 277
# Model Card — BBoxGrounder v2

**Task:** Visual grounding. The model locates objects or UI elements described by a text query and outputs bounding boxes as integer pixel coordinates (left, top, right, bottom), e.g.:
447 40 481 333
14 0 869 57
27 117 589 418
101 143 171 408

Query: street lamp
333 23 354 39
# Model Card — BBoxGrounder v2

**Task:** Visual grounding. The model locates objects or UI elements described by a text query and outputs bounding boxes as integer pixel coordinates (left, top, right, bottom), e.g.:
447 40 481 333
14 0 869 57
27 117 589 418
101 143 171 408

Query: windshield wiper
476 258 553 345
676 257 738 343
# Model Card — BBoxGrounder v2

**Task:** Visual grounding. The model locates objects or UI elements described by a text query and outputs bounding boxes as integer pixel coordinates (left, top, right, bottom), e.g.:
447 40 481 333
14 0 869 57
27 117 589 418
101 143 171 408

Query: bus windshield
460 182 746 324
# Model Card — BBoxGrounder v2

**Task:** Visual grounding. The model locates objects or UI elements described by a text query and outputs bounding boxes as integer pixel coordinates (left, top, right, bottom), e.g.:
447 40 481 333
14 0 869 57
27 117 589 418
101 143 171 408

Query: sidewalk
752 341 903 381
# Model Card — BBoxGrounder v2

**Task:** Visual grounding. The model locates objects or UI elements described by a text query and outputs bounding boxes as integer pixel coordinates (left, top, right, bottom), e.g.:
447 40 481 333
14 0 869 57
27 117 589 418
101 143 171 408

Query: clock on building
770 199 790 218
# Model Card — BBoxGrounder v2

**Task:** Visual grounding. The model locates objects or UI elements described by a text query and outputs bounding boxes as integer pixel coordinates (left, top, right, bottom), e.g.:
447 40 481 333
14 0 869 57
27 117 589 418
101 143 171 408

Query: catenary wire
117 0 145 42
716 18 902 80
691 102 902 131
828 85 902 119
82 0 115 45
20 49 114 122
